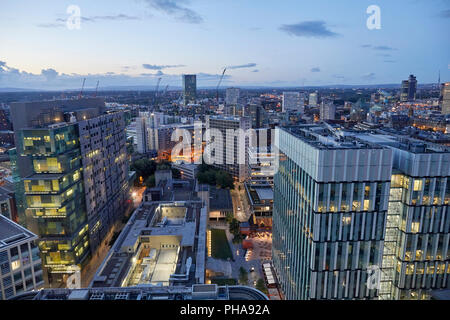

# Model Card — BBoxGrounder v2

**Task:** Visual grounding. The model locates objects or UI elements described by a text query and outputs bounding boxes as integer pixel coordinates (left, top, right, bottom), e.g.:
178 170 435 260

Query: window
11 259 20 271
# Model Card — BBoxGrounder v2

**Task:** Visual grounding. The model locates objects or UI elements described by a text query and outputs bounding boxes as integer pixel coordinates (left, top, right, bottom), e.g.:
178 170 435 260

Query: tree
145 175 155 188
239 267 248 285
255 279 268 294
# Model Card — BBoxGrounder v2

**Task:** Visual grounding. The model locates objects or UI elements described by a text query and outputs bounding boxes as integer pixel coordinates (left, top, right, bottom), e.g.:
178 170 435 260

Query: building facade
273 125 392 299
0 215 44 300
10 98 131 287
205 115 251 182
282 92 304 113
182 74 197 105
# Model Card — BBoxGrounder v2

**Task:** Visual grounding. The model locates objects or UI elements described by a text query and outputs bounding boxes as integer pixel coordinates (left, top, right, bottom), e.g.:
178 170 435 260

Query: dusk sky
1 0 449 89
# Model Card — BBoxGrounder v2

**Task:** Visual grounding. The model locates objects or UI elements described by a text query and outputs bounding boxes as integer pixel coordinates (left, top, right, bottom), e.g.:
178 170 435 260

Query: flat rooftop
282 124 383 150
0 215 36 249
209 187 232 211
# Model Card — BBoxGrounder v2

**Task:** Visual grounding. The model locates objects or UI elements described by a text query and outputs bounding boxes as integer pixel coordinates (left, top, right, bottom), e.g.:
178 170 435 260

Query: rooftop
13 285 268 301
0 215 37 249
209 187 233 211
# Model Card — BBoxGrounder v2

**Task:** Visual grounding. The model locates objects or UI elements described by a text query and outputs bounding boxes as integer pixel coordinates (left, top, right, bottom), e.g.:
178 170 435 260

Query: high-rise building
282 92 304 113
10 98 131 287
441 82 450 115
246 104 267 129
309 92 319 107
205 115 251 182
225 88 240 106
0 214 44 299
182 74 197 105
357 133 450 300
400 75 417 102
320 101 336 121
273 125 392 299
273 124 450 300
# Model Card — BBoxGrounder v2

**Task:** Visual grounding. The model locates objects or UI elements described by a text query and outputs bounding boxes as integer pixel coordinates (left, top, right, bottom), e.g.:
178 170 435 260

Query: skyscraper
225 87 240 106
10 98 131 287
441 82 450 115
282 92 304 113
320 101 336 121
205 115 251 182
357 133 450 300
273 124 392 299
182 74 197 105
400 75 417 102
309 92 319 107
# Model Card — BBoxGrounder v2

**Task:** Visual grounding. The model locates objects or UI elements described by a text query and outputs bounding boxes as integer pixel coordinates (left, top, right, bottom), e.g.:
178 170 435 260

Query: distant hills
0 83 440 93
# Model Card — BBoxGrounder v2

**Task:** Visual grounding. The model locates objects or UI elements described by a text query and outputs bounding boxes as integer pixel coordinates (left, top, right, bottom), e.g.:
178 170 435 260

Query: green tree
145 175 156 188
239 267 248 285
255 279 268 294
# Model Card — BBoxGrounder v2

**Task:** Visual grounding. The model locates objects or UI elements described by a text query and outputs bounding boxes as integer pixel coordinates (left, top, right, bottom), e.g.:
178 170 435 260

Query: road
231 183 251 222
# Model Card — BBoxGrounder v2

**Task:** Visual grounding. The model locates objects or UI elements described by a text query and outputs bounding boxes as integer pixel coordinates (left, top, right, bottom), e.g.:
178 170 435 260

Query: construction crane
216 67 227 104
94 80 99 97
78 78 86 99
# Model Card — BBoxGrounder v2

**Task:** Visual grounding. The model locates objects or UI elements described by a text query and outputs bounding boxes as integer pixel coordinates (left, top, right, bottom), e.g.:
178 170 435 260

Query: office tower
135 117 148 154
10 98 131 287
246 104 267 129
282 92 304 113
135 112 162 154
182 74 197 105
441 82 450 115
205 115 251 182
0 214 44 299
225 87 240 106
309 92 319 107
356 134 450 300
320 101 336 121
273 125 392 299
400 75 417 102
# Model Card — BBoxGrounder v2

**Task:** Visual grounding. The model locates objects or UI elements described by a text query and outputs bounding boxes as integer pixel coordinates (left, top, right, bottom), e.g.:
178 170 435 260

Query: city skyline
1 0 449 90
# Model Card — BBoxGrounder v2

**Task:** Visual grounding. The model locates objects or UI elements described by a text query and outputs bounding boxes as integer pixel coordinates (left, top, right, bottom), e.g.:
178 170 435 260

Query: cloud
333 74 345 79
384 60 397 63
0 61 230 90
362 72 376 80
373 45 396 51
438 9 450 18
228 63 257 70
361 44 396 51
143 0 203 24
251 69 259 73
279 21 339 38
142 64 186 70
310 67 321 73
41 68 59 81
38 14 140 28
377 53 392 57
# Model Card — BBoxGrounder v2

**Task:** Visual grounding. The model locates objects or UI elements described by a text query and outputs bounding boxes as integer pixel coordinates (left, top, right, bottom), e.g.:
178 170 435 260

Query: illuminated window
11 260 21 271
411 222 420 233
413 179 423 191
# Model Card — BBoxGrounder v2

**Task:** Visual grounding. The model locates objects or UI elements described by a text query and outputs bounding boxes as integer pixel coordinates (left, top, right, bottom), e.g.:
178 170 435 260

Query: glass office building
18 124 90 286
273 125 393 299
357 134 450 300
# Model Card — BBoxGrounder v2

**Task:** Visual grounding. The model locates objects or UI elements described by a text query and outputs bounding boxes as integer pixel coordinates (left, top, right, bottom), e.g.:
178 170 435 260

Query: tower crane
216 68 227 104
78 78 86 99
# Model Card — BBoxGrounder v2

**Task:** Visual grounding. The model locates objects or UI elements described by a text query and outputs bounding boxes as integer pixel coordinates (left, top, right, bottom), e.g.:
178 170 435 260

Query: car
237 207 241 211
250 267 255 272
